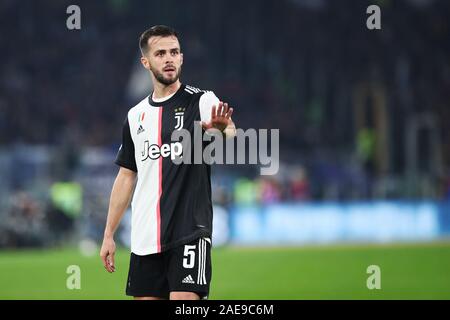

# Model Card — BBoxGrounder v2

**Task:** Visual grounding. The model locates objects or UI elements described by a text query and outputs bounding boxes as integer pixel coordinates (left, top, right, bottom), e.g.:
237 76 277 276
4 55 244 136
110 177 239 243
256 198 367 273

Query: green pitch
0 241 449 299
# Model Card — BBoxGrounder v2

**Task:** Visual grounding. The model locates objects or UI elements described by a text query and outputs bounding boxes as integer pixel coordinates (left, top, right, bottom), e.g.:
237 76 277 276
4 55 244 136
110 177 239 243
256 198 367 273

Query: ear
180 52 184 66
140 55 150 70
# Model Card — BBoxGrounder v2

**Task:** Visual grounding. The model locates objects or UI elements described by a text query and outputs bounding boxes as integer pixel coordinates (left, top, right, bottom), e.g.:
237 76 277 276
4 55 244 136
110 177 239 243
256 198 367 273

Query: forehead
148 36 180 52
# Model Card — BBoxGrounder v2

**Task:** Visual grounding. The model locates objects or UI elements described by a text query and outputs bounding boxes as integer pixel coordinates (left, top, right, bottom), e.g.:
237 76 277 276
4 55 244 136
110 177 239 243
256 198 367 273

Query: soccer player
99 25 236 300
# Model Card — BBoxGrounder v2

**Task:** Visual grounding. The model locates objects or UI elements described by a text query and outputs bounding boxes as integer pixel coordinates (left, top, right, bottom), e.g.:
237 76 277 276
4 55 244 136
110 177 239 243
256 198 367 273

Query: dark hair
139 25 179 55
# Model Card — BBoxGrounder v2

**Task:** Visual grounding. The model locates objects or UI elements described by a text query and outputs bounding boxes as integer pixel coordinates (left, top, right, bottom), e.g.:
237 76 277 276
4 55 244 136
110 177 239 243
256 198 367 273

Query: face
141 35 183 86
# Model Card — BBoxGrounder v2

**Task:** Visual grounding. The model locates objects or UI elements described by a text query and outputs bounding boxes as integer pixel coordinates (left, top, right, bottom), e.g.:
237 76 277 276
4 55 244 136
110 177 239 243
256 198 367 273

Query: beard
151 65 182 86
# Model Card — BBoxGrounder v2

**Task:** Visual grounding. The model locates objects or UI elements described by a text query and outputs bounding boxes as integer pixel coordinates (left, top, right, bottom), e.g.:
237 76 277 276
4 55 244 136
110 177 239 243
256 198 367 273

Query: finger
109 256 115 267
101 252 108 269
103 253 112 272
225 107 233 119
210 105 216 120
217 102 223 118
105 261 113 273
222 103 229 116
108 253 115 272
105 253 111 271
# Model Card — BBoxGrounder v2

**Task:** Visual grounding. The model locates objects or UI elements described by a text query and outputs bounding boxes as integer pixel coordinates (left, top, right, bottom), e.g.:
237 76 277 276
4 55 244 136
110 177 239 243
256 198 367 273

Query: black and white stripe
196 238 207 285
184 85 210 95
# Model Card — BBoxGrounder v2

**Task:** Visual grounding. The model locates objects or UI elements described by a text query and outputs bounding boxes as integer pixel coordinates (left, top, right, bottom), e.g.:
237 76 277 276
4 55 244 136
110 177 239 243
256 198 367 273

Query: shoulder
184 84 210 95
184 85 217 99
183 84 219 105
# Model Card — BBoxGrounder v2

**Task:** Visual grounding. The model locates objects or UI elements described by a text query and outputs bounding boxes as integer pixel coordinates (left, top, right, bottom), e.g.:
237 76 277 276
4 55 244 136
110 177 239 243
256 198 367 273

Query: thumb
101 252 108 269
109 252 115 267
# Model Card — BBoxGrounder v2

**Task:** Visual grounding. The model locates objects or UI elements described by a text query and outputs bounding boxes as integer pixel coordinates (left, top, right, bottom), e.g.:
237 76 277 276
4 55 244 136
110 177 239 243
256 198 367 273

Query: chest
131 100 200 160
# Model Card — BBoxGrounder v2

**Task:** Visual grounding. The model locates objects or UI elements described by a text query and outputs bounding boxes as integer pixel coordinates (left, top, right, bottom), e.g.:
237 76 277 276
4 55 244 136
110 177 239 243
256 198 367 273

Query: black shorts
126 237 212 299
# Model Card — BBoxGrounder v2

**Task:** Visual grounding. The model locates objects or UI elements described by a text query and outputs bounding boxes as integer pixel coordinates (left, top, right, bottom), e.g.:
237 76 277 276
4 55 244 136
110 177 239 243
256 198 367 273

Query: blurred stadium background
1 0 450 299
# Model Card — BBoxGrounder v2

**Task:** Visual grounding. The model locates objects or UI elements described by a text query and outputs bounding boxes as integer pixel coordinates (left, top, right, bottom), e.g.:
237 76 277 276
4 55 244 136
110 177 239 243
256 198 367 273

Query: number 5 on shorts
183 245 196 268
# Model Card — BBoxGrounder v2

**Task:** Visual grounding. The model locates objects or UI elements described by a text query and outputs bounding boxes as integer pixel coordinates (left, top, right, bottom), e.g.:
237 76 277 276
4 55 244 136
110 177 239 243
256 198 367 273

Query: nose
165 55 174 64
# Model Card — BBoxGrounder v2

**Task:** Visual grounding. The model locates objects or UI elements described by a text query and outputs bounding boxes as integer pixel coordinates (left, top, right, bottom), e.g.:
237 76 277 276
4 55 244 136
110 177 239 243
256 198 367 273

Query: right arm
100 167 136 273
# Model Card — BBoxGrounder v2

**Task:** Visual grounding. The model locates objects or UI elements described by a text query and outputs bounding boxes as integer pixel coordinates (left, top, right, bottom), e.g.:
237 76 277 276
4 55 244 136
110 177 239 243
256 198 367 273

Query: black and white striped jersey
115 84 220 255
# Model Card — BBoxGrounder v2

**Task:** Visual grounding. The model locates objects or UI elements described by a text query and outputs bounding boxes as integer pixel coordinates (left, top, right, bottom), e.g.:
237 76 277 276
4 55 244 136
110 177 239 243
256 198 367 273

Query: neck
152 80 181 99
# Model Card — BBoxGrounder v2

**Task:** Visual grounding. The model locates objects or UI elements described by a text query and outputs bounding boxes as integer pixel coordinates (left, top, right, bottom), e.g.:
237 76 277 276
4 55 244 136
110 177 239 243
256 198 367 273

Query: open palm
201 101 233 132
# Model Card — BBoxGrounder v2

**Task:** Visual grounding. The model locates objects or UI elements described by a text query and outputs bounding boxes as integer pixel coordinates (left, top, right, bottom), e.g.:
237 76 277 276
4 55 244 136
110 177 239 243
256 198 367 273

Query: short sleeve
199 91 220 123
114 117 137 172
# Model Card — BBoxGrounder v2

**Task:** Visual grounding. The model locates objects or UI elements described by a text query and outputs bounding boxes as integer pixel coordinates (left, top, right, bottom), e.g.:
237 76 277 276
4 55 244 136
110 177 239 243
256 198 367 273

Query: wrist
104 229 115 239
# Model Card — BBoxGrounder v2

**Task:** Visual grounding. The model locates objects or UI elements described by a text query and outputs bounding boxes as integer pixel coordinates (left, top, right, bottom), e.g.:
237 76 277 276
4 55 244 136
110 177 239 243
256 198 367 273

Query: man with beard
100 25 236 300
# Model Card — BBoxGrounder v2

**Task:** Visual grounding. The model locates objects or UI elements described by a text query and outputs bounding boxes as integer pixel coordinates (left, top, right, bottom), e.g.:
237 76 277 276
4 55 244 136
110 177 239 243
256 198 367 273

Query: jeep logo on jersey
174 107 185 130
141 140 183 161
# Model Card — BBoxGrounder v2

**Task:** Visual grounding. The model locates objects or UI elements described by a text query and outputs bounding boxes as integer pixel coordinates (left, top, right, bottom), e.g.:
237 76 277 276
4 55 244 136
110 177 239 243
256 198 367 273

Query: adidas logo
182 274 195 284
137 125 145 135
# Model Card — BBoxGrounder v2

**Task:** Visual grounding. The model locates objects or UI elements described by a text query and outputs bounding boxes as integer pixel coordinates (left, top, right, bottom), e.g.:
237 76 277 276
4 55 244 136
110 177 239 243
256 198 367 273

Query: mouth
163 66 176 72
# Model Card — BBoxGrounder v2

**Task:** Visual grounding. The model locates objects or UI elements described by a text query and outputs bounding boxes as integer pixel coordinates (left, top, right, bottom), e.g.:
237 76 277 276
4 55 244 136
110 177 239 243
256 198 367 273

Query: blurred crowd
0 189 77 248
1 0 450 247
0 0 449 166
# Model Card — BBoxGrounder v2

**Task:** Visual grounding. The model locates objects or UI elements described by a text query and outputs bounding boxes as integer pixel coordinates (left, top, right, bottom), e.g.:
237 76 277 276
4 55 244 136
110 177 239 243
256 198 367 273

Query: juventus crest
174 107 185 130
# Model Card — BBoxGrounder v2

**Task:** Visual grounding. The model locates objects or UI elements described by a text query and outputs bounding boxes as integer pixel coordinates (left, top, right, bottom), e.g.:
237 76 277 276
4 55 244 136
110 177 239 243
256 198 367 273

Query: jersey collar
148 84 186 107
